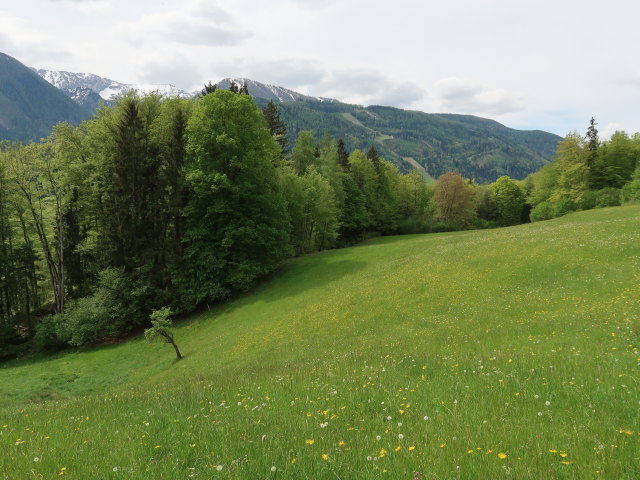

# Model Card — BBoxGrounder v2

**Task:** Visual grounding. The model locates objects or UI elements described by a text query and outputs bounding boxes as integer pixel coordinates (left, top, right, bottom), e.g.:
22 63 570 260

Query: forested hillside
259 98 561 183
0 53 90 142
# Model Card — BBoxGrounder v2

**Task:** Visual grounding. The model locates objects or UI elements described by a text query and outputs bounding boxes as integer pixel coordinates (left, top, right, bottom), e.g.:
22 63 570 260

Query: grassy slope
1 206 639 479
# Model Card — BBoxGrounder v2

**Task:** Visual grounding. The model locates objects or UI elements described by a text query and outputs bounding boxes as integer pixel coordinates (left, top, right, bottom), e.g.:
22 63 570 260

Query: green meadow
1 206 639 479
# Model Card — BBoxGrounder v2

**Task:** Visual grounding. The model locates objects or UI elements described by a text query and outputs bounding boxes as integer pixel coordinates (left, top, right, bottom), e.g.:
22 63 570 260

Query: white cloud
47 0 112 13
118 3 250 47
433 77 524 115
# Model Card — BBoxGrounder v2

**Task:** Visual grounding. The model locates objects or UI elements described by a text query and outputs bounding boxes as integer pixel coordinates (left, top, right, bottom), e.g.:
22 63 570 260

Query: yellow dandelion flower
561 461 573 465
439 443 446 448
549 449 557 453
338 441 346 446
154 445 161 449
305 439 314 445
379 448 387 457
408 446 416 451
467 449 474 454
395 446 401 452
291 458 297 464
498 452 507 459
560 453 568 458
321 453 329 461
191 443 197 448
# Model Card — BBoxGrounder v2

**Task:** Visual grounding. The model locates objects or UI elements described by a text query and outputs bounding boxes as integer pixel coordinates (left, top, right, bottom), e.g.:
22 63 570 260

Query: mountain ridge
2 54 561 182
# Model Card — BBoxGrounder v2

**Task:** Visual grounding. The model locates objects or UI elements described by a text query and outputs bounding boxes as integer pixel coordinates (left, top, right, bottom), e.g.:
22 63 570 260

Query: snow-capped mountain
34 68 337 112
34 69 196 106
216 77 336 104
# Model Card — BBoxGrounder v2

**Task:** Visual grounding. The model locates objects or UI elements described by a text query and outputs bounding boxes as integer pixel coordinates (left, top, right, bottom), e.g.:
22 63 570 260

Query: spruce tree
262 100 289 156
336 138 349 171
200 81 217 96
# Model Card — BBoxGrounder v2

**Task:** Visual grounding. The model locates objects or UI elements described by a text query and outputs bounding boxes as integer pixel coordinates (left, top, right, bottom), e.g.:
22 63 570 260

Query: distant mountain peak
215 77 338 103
34 68 196 104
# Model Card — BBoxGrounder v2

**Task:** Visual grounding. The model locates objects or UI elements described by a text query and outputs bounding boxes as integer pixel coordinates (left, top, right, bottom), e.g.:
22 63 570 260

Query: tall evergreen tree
262 100 289 156
200 81 217 96
336 138 349 171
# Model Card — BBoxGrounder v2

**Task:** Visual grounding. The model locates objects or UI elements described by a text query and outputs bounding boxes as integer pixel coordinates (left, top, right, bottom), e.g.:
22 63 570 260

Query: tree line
0 88 637 358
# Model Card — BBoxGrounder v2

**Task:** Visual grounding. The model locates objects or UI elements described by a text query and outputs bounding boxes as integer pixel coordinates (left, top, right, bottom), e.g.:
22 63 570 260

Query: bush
581 188 621 210
33 315 69 353
621 179 640 203
63 268 148 346
551 197 575 217
530 201 554 222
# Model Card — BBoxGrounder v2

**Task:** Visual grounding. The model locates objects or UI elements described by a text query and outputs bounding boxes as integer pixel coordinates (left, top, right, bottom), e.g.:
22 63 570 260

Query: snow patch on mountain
35 68 195 102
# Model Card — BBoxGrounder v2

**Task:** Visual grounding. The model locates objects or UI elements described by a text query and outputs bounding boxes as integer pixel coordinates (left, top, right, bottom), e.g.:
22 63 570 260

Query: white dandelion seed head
33 457 40 463
397 422 402 427
386 416 392 420
423 415 429 421
112 467 119 472
367 456 372 461
398 434 404 439
216 465 223 471
376 435 381 441
537 412 543 416
545 401 551 406
270 466 277 472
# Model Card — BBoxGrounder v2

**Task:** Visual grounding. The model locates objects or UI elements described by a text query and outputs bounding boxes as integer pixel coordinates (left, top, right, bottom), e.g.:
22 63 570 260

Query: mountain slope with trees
0 53 90 142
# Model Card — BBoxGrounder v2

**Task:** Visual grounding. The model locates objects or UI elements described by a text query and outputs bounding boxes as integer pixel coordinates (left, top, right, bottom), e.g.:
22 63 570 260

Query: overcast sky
2 0 640 138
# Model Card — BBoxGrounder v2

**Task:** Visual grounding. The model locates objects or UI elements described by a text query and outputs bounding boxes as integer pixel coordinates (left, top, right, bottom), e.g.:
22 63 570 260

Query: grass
1 206 639 479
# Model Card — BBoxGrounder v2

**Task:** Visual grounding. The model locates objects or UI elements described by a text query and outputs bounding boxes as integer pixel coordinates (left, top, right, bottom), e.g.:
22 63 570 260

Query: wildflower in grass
338 440 346 446
395 446 401 452
291 458 297 464
549 449 557 453
398 433 404 439
271 466 277 472
617 429 633 435
322 453 329 460
439 443 446 448
33 457 40 462
560 453 568 458
154 445 161 448
379 448 387 458
498 453 508 459
545 401 551 406
305 439 314 445
112 467 119 472
561 461 573 465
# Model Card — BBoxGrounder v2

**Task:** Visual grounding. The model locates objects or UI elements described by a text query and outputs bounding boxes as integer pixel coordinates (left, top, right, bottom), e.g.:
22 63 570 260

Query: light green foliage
1 206 639 478
145 307 174 340
434 172 475 225
280 166 340 255
288 130 316 175
591 131 637 189
492 176 525 226
145 307 182 360
550 132 589 206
